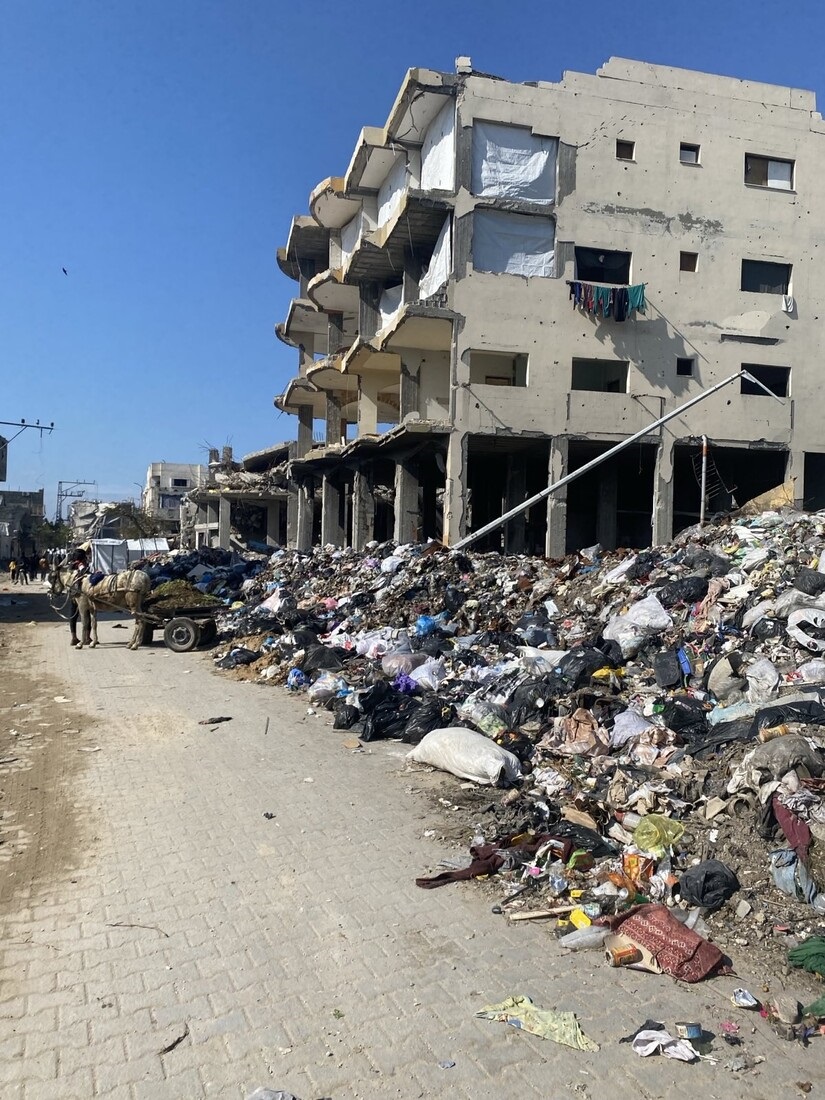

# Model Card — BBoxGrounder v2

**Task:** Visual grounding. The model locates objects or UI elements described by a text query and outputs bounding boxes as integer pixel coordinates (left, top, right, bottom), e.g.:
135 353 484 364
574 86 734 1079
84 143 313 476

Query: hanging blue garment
628 283 646 313
594 285 612 317
614 287 629 322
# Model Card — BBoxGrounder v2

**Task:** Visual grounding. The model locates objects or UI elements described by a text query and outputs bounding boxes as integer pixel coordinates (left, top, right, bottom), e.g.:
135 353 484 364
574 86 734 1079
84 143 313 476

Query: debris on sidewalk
475 994 599 1050
193 504 825 1016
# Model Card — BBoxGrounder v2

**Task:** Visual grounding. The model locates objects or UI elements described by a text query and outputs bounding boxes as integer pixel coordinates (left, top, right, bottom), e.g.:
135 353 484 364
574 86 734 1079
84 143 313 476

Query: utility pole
56 480 96 524
0 419 55 482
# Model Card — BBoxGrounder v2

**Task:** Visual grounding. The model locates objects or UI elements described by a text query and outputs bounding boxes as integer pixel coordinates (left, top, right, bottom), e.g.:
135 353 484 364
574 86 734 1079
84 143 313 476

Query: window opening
469 351 528 387
744 154 793 190
574 247 631 285
740 364 790 398
616 139 635 161
676 357 695 377
571 358 629 393
680 143 701 165
680 251 698 272
741 259 791 294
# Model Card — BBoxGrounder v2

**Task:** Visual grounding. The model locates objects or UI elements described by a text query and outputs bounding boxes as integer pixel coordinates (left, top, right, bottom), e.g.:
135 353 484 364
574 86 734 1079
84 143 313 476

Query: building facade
142 462 208 532
0 489 45 559
274 57 824 554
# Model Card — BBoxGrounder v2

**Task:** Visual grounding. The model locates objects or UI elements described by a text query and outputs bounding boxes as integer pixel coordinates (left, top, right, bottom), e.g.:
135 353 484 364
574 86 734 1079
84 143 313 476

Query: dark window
676 357 695 377
616 139 635 161
574 247 631 285
680 143 700 165
741 259 790 294
571 358 629 393
172 478 188 487
680 251 698 272
468 351 528 387
744 154 793 190
741 364 790 397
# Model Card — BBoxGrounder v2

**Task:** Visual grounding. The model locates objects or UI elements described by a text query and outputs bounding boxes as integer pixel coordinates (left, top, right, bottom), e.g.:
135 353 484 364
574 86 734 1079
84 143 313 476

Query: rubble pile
208 507 825 1029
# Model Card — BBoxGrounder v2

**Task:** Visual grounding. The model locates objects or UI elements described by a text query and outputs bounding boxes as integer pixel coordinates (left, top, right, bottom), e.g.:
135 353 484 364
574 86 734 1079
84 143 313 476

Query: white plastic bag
746 656 780 703
307 672 345 704
788 608 825 654
798 658 825 683
603 595 672 658
518 646 565 675
409 658 446 692
381 650 428 676
407 727 521 785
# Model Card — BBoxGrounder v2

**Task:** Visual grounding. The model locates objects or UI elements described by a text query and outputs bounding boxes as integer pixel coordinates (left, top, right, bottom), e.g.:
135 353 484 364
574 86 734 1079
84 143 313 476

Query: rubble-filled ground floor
0 589 822 1098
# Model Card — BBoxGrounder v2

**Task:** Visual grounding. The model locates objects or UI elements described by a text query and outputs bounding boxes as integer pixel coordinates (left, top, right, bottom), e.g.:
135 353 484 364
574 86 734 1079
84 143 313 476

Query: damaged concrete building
274 57 821 555
184 446 290 550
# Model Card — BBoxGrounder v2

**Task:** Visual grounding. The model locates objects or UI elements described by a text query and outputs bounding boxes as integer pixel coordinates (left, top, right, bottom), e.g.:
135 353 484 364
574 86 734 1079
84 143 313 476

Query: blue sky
4 0 825 516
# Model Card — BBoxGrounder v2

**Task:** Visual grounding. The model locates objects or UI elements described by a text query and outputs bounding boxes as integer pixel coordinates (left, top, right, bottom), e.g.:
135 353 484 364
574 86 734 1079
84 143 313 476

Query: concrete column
325 392 344 446
352 468 375 550
444 431 468 545
545 437 569 559
265 500 282 547
399 356 421 420
787 449 805 508
321 475 344 546
328 312 345 356
393 458 420 544
504 453 528 555
596 462 618 551
218 495 231 550
358 375 380 436
653 434 675 546
297 404 314 457
286 489 298 548
296 480 313 551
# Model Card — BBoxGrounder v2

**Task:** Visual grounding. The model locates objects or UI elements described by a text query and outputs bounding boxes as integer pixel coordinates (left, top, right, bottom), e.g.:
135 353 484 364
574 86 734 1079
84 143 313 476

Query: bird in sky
62 267 68 275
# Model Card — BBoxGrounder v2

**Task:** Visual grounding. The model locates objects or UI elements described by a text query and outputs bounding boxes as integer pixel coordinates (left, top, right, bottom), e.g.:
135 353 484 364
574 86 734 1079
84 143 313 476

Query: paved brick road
0 608 819 1098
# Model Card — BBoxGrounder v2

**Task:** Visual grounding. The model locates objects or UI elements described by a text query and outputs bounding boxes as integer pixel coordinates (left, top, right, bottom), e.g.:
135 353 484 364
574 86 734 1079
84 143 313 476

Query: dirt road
0 585 820 1099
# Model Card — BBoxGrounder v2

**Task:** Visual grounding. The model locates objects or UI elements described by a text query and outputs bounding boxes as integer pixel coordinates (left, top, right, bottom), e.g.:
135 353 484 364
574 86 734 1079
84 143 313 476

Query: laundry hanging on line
568 280 646 321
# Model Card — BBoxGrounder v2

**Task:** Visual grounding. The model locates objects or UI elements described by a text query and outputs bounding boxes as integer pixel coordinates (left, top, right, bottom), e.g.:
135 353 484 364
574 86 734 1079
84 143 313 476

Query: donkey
50 567 151 650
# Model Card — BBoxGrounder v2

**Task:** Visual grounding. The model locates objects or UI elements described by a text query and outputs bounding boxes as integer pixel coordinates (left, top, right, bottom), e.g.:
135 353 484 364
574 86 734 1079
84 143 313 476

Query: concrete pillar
596 461 618 551
393 458 420 544
352 468 375 550
653 434 675 546
787 449 805 508
321 475 344 546
545 437 568 559
504 453 528 555
297 404 314 457
325 392 343 447
218 495 231 550
286 489 298 548
328 312 345 356
399 356 421 420
296 480 313 551
444 431 468 545
266 500 282 547
358 375 380 436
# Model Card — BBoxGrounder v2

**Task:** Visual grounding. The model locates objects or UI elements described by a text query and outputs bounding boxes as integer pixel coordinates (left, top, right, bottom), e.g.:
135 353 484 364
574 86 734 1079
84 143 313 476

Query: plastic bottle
616 811 643 829
558 927 609 951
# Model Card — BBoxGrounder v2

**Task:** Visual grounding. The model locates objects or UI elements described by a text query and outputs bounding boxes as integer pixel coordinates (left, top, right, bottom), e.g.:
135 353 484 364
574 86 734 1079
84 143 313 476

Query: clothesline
567 280 647 322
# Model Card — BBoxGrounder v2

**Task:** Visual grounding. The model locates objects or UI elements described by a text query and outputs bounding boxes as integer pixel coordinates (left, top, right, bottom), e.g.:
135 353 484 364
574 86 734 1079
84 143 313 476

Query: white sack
407 726 521 785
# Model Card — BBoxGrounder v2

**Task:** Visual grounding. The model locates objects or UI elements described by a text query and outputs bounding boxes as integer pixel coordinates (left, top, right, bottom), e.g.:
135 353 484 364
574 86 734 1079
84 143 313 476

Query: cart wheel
198 619 217 646
164 617 199 652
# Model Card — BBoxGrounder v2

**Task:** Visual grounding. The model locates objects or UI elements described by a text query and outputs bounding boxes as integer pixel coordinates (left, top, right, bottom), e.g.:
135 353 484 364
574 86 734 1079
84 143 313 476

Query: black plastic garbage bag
794 566 825 597
556 645 615 688
332 702 361 730
658 695 709 740
301 643 344 674
402 698 457 744
361 694 420 742
654 649 682 689
679 859 740 909
682 548 732 577
657 575 710 608
215 647 260 669
508 677 556 726
626 552 661 581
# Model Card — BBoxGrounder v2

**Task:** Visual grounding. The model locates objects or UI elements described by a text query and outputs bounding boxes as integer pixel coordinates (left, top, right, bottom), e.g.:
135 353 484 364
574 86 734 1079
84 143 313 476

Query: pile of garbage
135 546 267 603
206 507 825 1025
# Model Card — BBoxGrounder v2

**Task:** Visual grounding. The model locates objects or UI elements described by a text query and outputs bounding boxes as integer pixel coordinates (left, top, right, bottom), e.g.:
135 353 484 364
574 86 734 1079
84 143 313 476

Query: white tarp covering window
473 210 555 277
419 216 452 299
471 121 557 203
767 159 793 189
420 99 455 192
379 284 404 329
377 157 408 228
